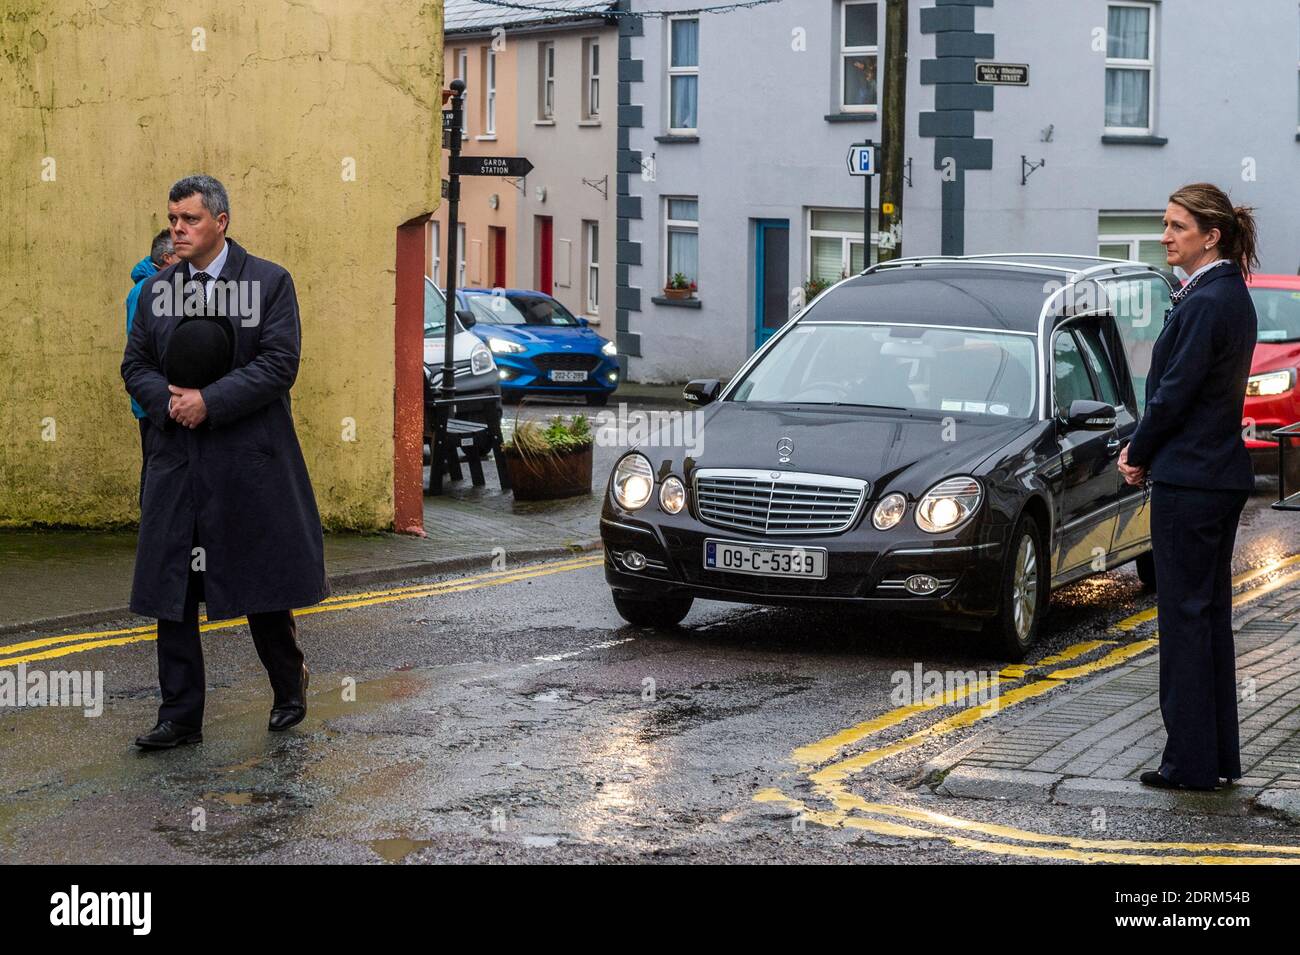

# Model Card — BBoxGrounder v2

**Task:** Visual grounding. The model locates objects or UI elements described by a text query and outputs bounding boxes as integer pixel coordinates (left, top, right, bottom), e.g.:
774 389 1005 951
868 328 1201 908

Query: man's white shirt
189 240 229 303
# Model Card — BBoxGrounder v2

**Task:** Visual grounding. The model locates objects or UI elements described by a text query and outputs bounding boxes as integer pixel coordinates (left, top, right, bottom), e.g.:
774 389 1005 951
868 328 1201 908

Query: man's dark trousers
156 526 307 728
1150 481 1250 787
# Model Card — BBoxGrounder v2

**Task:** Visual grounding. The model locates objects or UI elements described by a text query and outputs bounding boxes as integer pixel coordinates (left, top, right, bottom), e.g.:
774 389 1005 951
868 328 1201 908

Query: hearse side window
1052 330 1097 418
1075 324 1122 408
1107 272 1172 413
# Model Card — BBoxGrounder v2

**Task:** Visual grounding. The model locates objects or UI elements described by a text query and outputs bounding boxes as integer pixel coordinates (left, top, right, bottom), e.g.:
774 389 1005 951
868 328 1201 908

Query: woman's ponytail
1231 204 1260 282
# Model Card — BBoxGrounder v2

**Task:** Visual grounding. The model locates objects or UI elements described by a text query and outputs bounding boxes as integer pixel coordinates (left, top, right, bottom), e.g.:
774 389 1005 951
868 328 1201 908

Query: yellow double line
755 788 1300 863
0 553 603 668
796 555 1300 784
761 554 1300 862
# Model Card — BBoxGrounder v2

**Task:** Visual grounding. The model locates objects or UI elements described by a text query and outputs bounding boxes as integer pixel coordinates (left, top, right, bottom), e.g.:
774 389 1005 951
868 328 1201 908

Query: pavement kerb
0 538 603 639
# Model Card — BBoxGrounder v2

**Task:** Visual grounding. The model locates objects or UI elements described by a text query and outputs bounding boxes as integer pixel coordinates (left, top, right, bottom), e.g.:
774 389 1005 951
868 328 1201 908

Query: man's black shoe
1140 770 1217 791
134 720 202 749
268 664 308 732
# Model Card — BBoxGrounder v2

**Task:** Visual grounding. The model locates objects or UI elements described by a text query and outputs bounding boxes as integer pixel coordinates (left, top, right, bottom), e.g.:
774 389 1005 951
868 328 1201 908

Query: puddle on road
530 688 569 703
0 669 429 860
203 790 287 807
369 836 434 863
520 834 562 848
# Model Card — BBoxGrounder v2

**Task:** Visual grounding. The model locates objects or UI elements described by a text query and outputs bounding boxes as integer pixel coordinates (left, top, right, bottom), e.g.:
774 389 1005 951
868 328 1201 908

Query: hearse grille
692 469 868 536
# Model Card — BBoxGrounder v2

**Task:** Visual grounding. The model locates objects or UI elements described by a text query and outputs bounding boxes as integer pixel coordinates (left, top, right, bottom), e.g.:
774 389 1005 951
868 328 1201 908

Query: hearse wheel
984 513 1046 660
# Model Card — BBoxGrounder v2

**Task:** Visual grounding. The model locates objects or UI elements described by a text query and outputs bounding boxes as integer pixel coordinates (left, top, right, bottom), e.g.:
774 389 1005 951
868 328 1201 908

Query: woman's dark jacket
1125 262 1257 491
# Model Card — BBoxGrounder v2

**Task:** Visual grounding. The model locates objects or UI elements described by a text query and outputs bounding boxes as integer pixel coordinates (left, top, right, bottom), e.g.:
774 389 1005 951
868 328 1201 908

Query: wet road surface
2 484 1298 863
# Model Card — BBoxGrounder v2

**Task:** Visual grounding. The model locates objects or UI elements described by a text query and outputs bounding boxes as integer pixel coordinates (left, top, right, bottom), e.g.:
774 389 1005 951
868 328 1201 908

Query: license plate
548 369 587 382
703 539 828 579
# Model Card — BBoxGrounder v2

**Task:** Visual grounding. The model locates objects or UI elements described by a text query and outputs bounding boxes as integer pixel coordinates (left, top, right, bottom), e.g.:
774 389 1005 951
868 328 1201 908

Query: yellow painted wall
0 1 442 529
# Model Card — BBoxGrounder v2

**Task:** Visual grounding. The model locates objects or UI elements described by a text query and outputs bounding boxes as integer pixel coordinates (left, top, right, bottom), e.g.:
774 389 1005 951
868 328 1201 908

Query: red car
1244 274 1300 473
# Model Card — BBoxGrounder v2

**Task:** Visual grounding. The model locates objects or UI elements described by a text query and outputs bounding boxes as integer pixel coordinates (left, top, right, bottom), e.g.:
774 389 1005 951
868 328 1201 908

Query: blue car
454 287 619 406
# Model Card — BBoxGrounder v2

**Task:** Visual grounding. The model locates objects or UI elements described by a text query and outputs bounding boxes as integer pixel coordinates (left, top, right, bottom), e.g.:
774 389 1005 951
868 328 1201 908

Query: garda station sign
975 62 1029 85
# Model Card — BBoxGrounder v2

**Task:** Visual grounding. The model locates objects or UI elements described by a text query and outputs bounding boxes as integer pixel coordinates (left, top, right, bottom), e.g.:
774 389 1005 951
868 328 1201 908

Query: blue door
754 219 790 349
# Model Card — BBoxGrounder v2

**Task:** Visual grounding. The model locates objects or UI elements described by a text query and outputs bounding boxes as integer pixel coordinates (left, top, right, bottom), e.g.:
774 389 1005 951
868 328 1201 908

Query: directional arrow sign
454 155 534 177
846 144 876 176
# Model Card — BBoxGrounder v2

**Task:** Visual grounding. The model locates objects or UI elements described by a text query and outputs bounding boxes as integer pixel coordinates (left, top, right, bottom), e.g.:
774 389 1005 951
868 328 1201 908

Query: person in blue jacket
126 229 177 505
1118 182 1260 791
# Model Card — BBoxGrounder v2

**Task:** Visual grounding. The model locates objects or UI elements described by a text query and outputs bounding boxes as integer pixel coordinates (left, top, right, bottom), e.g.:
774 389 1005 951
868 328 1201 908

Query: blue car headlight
488 337 525 355
601 340 617 357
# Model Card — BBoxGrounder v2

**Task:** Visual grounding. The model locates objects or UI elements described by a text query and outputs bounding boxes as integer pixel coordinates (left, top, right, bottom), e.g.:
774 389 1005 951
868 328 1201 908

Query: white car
424 277 498 396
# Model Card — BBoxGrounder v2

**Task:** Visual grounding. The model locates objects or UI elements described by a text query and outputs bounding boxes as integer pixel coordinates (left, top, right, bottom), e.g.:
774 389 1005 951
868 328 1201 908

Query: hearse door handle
1106 436 1121 456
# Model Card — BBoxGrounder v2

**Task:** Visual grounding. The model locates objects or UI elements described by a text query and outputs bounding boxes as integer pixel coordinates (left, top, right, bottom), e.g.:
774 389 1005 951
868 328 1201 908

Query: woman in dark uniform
1118 182 1260 791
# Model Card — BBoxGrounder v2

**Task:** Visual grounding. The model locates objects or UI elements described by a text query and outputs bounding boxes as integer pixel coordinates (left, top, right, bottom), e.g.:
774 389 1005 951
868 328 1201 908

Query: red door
536 216 553 294
490 226 506 288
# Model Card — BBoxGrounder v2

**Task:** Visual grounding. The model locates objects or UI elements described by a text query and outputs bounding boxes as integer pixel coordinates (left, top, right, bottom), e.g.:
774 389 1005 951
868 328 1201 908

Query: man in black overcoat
122 175 329 748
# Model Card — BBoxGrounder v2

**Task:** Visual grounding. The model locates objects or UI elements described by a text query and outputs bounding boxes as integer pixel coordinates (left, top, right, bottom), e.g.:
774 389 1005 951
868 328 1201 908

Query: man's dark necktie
189 271 214 315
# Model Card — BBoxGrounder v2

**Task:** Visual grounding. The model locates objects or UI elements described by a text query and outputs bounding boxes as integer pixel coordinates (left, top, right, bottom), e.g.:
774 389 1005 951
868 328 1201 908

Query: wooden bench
424 395 511 495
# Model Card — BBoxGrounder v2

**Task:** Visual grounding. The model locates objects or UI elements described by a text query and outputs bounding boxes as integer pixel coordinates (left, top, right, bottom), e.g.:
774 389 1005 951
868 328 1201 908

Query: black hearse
600 254 1174 657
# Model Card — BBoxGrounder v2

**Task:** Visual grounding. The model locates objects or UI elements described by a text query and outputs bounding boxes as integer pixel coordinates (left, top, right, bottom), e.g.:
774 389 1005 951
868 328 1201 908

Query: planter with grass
504 414 594 500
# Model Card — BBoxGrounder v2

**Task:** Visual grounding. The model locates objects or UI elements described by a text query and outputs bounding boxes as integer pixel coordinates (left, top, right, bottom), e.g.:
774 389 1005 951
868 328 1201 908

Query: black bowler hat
164 316 235 389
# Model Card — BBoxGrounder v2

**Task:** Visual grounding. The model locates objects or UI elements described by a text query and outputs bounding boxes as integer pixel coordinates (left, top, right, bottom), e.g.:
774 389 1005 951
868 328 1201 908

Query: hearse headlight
613 453 654 510
872 492 907 530
659 476 686 514
916 476 982 533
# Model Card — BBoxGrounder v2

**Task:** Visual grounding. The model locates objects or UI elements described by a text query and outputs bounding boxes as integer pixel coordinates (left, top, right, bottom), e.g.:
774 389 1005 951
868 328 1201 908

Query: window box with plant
503 413 594 500
803 276 834 303
663 272 697 300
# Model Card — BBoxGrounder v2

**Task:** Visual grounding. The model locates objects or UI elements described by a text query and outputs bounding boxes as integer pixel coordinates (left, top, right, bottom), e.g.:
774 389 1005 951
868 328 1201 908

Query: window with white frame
808 209 876 283
1097 212 1169 271
484 47 497 134
664 197 699 287
457 223 467 288
841 1 878 112
456 49 468 135
583 39 600 118
667 17 699 132
539 42 555 120
584 220 599 314
427 220 441 283
1105 2 1156 134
